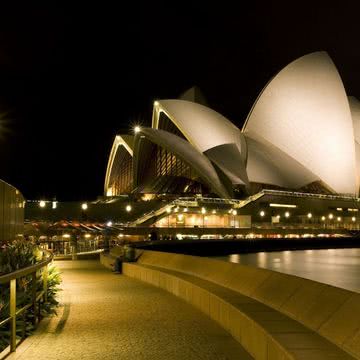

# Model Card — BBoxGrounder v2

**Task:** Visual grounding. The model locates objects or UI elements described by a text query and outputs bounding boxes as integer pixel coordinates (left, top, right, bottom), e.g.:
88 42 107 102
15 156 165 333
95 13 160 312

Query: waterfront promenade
7 260 251 360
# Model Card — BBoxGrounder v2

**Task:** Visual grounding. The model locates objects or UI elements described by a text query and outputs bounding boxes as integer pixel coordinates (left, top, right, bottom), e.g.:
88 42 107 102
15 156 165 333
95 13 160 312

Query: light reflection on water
216 248 360 293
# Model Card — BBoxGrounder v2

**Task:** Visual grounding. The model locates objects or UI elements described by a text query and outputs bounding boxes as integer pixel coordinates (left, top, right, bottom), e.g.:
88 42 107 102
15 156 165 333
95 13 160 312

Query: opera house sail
105 52 359 200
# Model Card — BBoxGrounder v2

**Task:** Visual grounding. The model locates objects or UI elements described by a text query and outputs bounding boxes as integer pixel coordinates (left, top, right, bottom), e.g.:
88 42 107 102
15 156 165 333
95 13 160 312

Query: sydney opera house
106 52 359 196
100 52 360 229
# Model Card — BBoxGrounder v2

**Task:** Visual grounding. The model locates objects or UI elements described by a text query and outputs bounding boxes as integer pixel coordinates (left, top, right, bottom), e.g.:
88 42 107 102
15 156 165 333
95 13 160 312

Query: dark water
216 248 360 293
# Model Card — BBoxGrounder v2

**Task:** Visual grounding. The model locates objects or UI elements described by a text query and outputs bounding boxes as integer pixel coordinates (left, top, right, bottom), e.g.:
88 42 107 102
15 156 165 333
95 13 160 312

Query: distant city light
134 126 141 133
260 210 265 217
39 200 46 208
154 101 159 106
126 205 132 212
307 213 312 219
81 203 88 210
106 221 113 227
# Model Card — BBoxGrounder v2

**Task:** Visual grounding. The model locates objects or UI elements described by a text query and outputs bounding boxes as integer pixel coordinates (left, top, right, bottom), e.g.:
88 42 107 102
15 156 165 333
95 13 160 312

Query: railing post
32 272 37 325
10 278 16 352
43 265 48 303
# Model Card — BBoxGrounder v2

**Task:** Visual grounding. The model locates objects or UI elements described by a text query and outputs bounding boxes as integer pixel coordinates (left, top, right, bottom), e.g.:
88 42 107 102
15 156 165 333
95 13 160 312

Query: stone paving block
319 293 360 347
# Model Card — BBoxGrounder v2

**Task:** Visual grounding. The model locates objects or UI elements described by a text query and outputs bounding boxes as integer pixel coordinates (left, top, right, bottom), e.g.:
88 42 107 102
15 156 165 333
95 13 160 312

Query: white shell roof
104 135 134 195
243 52 357 195
153 99 246 159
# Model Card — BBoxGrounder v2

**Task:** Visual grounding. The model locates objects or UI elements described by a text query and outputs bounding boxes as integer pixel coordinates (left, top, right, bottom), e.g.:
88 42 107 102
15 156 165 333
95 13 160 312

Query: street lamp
39 200 46 208
125 205 132 212
81 203 88 210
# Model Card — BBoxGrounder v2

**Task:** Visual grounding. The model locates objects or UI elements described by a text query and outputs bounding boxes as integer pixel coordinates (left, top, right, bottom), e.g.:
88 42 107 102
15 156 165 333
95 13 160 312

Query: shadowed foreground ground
7 260 251 360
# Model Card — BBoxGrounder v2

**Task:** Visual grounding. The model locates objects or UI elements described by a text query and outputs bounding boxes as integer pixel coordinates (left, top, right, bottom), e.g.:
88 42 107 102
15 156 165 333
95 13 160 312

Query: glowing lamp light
328 213 334 220
52 201 57 209
337 216 341 222
321 216 326 221
307 213 312 219
39 200 46 208
85 234 91 238
106 221 113 227
134 126 141 134
352 216 356 222
125 205 132 212
166 207 171 213
285 211 290 218
62 234 70 238
81 203 88 210
154 101 159 106
183 208 188 212
201 207 206 214
232 210 237 216
260 210 265 217
212 210 216 214
178 214 183 220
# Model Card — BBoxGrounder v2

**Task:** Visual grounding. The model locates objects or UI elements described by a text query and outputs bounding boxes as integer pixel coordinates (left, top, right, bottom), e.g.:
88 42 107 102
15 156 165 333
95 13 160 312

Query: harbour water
216 248 360 293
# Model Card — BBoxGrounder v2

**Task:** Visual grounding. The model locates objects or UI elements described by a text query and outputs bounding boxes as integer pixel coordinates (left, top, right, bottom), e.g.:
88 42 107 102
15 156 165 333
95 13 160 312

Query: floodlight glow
81 203 88 210
126 205 132 212
39 200 46 208
134 126 141 133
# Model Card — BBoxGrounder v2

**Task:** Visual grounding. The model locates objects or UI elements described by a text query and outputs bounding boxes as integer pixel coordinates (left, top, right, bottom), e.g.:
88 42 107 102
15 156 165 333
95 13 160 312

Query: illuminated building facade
105 52 360 201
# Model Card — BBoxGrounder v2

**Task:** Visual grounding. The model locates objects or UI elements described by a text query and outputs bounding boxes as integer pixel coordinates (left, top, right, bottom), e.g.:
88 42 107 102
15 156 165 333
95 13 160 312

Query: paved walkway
8 260 252 360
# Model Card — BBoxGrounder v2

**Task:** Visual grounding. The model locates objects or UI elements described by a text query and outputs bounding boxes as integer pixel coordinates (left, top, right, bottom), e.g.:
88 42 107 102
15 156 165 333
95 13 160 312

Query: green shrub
0 240 61 352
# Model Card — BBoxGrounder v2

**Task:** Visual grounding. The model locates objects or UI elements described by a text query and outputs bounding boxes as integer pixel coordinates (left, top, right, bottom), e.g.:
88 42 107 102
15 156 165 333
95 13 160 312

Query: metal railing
0 249 53 355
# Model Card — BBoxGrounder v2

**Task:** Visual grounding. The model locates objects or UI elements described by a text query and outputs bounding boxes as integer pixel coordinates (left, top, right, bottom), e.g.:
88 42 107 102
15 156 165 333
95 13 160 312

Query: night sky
0 2 359 201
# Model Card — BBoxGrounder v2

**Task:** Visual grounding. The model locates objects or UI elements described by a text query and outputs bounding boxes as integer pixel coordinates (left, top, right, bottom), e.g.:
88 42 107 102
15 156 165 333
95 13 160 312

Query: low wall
0 180 24 242
123 250 360 359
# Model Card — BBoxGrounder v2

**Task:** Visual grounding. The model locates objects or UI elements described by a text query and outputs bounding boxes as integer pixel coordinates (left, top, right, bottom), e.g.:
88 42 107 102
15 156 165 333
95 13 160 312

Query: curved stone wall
125 250 360 359
0 179 24 242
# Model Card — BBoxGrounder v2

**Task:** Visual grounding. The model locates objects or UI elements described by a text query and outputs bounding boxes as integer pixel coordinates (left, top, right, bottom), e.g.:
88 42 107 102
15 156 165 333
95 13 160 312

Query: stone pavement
8 260 252 360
